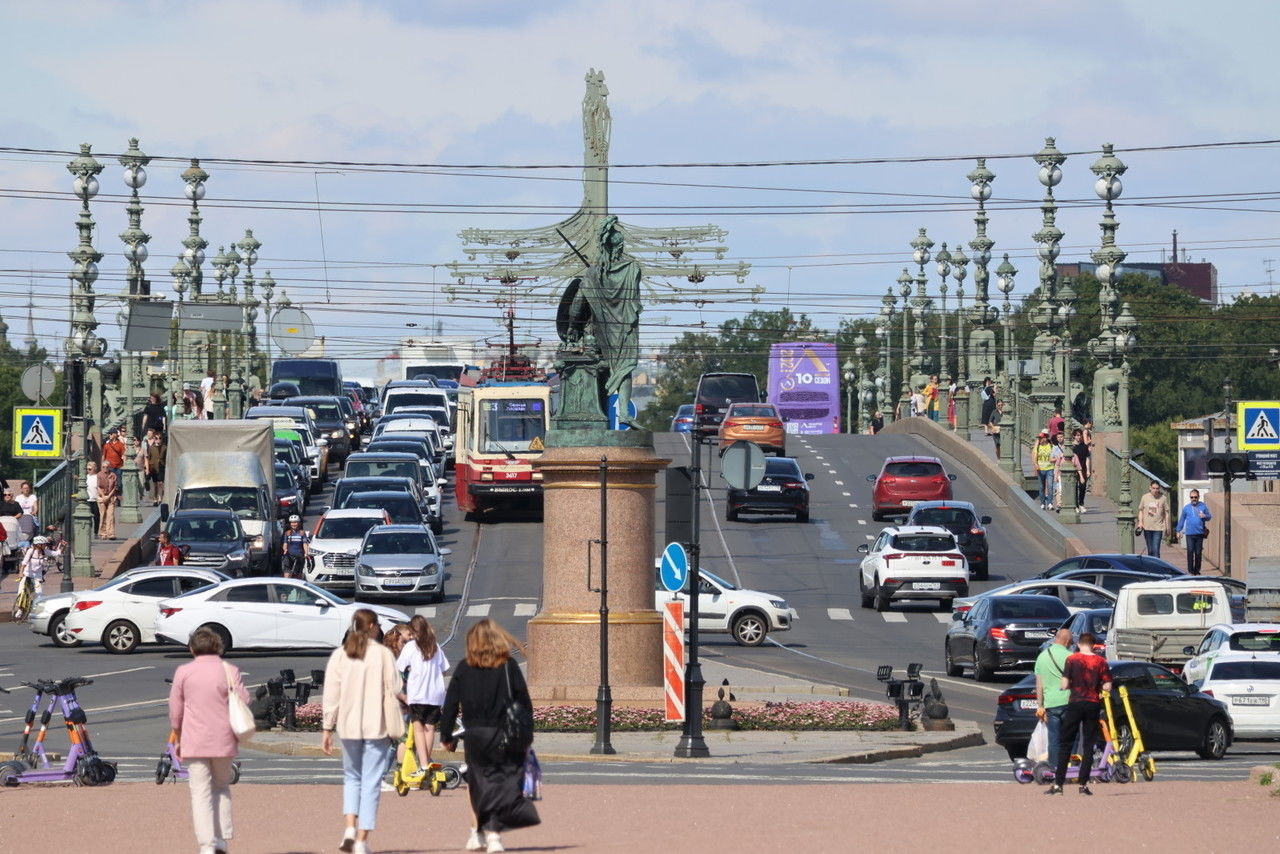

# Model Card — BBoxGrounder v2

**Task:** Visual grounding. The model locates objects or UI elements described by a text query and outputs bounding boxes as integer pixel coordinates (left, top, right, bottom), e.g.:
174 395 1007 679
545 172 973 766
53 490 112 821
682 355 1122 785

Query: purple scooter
156 677 241 785
0 677 117 787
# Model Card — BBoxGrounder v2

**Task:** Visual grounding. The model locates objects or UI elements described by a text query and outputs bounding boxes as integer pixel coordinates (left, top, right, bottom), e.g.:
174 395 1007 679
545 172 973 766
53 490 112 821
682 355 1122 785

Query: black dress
440 659 540 833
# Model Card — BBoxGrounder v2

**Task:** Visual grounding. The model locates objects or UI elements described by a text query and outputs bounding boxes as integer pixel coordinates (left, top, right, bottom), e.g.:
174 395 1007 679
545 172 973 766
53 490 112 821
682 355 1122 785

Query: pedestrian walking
1175 489 1212 574
987 400 1004 456
156 530 184 566
1048 632 1112 796
1033 432 1055 510
1049 433 1066 511
946 381 957 429
1136 481 1171 557
868 411 884 435
85 462 101 537
201 370 217 420
924 374 940 422
15 481 39 529
144 427 166 505
281 515 310 579
440 619 540 853
979 378 997 434
0 487 21 518
101 429 126 482
141 392 168 437
911 384 927 417
1034 628 1072 770
397 615 450 781
168 626 250 854
1046 405 1065 441
1070 428 1092 512
98 465 119 540
19 536 57 598
321 609 403 854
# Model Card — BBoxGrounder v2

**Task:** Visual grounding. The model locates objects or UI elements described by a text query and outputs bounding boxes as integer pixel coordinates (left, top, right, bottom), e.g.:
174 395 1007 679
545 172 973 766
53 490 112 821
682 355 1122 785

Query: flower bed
288 699 899 733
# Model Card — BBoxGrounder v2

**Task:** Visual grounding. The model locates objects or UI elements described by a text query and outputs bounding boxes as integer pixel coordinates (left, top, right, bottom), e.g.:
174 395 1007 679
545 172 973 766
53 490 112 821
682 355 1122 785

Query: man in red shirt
1049 632 1112 795
155 531 183 566
101 429 126 482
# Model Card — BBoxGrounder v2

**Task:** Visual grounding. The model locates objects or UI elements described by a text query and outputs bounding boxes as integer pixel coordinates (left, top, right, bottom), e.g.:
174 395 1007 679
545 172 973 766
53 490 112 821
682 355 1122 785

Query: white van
1111 580 1232 672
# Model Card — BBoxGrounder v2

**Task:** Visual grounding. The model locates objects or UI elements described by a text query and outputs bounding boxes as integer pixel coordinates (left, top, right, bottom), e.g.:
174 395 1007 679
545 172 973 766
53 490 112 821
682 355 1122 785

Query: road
1 430 1269 784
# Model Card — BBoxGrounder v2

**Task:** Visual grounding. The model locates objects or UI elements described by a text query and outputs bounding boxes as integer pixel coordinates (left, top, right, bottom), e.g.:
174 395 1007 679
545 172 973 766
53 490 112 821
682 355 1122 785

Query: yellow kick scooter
1103 685 1157 783
391 723 460 796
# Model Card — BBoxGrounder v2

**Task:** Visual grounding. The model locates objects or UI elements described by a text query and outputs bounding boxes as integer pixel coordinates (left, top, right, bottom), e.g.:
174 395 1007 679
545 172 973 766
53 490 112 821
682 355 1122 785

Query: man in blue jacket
1175 489 1212 575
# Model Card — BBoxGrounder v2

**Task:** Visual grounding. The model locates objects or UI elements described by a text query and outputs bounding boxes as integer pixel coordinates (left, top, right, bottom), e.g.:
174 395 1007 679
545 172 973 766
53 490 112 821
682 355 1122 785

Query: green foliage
1130 421 1180 484
0 338 59 479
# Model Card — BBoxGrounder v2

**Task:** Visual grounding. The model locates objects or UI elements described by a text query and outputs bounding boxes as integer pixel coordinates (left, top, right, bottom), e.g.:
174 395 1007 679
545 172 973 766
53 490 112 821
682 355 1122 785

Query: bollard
119 435 143 525
1058 457 1080 524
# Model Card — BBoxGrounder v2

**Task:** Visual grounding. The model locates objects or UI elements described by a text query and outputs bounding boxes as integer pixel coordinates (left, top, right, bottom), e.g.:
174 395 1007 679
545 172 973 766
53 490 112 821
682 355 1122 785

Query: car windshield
885 461 943 477
363 532 436 555
701 570 736 591
344 495 417 523
1085 613 1112 635
336 481 410 505
728 404 776 418
481 398 546 453
676 405 694 416
168 517 239 541
293 581 346 605
181 487 259 519
891 534 955 552
386 393 443 413
699 375 757 403
764 459 801 476
1210 661 1280 680
368 442 426 458
274 470 294 489
1228 631 1280 652
303 403 342 422
993 599 1069 620
911 507 975 527
347 461 418 480
317 517 382 540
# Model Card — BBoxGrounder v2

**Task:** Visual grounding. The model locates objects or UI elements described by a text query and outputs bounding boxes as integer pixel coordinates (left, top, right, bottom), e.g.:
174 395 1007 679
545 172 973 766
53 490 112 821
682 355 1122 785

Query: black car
694 372 760 439
273 462 304 519
290 395 353 464
329 476 439 534
945 594 1071 681
993 660 1232 762
905 500 992 580
1054 567 1166 595
164 509 252 577
339 490 426 527
725 456 814 523
1037 607 1114 655
1036 553 1180 579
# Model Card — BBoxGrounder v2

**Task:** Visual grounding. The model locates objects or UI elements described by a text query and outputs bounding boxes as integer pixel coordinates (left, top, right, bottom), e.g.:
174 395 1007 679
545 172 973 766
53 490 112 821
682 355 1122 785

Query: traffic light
64 359 85 419
1206 452 1249 479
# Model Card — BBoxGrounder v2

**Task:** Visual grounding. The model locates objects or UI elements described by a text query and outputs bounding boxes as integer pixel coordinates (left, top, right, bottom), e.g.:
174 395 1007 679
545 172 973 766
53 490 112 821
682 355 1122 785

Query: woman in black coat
440 619 539 853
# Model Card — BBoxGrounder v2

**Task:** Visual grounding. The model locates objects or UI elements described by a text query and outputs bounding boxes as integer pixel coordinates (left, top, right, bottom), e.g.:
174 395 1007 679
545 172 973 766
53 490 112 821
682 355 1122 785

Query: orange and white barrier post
663 600 685 722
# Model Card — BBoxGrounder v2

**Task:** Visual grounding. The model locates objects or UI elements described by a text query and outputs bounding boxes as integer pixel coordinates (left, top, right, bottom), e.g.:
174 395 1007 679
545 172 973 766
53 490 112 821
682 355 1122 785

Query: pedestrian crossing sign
12 407 62 458
1238 401 1280 452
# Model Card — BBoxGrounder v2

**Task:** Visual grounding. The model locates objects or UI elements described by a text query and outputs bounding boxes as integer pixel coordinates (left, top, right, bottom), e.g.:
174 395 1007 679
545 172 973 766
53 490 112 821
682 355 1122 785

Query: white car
27 565 229 648
306 508 391 590
858 525 969 612
1183 623 1280 685
1190 650 1280 739
62 567 229 654
653 566 794 647
153 577 405 651
951 579 1116 616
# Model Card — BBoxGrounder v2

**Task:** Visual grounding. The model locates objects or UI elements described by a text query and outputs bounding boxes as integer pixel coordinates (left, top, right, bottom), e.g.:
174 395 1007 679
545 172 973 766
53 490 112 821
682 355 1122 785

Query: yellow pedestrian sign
12 407 62 458
1238 401 1280 452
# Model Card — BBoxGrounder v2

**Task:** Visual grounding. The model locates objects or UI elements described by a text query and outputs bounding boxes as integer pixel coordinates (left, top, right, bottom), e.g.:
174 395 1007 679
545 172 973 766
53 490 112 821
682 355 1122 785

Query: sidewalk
0 532 128 622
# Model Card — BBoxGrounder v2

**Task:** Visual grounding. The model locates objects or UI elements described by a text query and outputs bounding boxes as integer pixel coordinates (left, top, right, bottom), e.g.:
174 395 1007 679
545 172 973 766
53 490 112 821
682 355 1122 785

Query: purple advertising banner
768 341 839 435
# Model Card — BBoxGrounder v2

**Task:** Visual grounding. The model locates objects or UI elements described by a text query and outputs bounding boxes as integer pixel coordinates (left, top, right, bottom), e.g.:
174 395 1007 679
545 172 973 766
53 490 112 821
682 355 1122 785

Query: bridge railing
35 458 73 531
1104 447 1168 505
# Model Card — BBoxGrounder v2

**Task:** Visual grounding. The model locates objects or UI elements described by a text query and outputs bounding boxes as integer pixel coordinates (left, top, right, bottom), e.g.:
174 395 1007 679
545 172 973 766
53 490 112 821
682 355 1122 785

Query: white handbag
224 662 256 741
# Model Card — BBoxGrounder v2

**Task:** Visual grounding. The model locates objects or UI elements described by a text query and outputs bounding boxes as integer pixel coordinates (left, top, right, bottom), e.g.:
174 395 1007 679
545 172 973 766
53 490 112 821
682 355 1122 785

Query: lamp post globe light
935 243 952 390
909 229 934 395
842 358 856 434
65 143 107 583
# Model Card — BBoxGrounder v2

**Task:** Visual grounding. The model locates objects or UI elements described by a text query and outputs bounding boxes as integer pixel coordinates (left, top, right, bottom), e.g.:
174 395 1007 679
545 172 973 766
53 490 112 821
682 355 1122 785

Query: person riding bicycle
280 515 310 579
16 535 57 614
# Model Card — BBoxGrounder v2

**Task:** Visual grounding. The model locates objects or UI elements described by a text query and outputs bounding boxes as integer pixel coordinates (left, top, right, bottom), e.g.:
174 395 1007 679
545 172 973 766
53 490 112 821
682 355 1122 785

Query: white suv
306 508 390 590
653 566 795 646
858 525 970 612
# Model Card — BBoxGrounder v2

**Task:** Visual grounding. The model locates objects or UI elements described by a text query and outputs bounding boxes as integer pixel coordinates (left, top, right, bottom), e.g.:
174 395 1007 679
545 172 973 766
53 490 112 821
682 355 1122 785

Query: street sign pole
589 456 615 755
675 434 709 758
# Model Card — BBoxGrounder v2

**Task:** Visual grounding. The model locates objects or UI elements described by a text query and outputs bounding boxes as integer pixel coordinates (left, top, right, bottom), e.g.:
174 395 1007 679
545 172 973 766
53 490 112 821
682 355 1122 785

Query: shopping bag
523 749 543 800
1027 719 1049 762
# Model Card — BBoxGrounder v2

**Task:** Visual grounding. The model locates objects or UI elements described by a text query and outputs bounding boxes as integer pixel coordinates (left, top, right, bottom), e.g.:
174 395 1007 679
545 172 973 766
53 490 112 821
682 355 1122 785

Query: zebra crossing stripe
465 604 491 617
513 603 537 617
827 608 853 621
881 613 907 623
934 612 953 623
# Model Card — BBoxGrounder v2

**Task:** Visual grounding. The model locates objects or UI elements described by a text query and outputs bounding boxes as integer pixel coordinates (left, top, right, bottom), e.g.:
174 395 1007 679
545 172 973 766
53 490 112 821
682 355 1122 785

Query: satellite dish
21 364 57 403
270 307 316 356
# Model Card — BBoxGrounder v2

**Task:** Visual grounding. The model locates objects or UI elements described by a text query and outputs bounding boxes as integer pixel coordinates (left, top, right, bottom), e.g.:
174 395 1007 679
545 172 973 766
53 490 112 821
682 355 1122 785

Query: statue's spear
556 227 591 268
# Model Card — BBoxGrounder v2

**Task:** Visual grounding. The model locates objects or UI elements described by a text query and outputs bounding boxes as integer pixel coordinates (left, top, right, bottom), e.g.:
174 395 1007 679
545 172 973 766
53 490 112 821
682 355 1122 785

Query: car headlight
228 549 249 561
769 599 787 610
423 564 439 576
331 429 344 439
252 536 265 549
357 563 374 576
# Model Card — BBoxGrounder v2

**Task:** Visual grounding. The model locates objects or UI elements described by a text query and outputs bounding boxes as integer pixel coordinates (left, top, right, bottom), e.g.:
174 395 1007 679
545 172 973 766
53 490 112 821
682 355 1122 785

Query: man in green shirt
1034 627 1073 768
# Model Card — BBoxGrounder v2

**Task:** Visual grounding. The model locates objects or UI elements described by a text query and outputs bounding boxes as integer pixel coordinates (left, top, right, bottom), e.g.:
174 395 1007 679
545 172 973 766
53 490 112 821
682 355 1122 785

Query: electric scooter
1103 684 1157 782
156 677 243 784
391 721 461 796
0 677 117 787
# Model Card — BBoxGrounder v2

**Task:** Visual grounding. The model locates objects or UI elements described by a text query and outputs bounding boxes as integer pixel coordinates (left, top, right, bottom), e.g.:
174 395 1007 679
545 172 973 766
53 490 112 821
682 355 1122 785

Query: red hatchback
867 456 956 521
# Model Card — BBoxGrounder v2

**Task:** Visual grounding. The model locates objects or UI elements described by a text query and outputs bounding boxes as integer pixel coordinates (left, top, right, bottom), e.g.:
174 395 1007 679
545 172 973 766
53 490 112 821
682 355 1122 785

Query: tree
0 337 59 481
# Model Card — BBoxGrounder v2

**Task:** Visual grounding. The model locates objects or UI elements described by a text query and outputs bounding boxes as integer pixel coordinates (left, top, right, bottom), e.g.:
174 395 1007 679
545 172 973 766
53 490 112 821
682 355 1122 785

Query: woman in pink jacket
169 626 251 854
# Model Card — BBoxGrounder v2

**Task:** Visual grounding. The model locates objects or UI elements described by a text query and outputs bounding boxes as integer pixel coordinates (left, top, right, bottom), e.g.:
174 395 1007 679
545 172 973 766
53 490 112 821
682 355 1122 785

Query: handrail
1105 446 1168 505
34 459 73 530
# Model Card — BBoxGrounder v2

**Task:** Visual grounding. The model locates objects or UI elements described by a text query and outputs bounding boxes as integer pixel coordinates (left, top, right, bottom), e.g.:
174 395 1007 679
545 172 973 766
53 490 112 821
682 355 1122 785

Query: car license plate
1019 699 1038 710
902 500 917 506
742 424 766 431
1232 695 1271 706
757 484 782 492
1023 630 1052 639
913 582 940 590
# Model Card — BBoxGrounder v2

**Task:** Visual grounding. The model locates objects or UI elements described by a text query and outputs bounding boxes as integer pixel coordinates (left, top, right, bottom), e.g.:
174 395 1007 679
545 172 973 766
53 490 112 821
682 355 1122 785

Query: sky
3 0 1280 379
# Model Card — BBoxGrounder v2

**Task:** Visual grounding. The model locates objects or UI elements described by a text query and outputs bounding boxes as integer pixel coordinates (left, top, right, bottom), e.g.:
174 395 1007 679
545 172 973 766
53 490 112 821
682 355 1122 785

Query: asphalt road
0 430 1268 784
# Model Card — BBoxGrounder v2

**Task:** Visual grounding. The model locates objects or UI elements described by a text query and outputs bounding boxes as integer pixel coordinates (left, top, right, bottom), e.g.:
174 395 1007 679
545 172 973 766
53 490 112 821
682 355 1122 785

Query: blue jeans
1143 529 1162 557
1045 706 1067 770
1184 533 1205 574
1037 470 1054 507
341 738 393 831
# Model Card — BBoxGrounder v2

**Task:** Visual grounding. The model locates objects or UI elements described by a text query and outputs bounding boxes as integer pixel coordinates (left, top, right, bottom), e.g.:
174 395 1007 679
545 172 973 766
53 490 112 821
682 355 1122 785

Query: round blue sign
659 542 689 593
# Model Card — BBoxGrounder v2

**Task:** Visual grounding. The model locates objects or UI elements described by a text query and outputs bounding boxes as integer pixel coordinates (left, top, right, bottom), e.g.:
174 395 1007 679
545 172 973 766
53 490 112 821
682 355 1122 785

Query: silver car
354 524 451 602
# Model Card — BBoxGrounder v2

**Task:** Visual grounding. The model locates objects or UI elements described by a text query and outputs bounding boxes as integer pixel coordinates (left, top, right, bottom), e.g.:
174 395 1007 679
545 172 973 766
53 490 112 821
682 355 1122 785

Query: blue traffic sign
12 407 62 458
660 542 689 593
607 393 638 431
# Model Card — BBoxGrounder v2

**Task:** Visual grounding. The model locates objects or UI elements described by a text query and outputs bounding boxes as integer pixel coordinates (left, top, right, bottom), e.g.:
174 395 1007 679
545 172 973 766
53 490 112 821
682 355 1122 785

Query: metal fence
34 458 73 531
1104 447 1168 506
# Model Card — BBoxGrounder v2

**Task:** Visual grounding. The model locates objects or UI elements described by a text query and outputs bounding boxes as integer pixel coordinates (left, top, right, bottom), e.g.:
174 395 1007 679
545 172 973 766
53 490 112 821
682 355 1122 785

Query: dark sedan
1054 567 1166 595
339 490 426 527
945 594 1071 681
273 462 305 519
1036 553 1180 579
290 395 353 464
725 456 814 523
905 500 991 580
993 660 1233 762
670 404 695 433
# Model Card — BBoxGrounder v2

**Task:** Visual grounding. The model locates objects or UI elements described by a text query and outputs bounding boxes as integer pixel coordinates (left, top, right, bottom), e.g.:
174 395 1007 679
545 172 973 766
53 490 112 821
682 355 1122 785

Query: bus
767 341 839 435
270 358 344 397
453 382 550 516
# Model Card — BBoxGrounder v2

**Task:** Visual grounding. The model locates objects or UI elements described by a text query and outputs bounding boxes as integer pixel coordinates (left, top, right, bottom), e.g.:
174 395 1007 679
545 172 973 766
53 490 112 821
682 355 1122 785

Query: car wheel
974 563 989 581
1196 717 1230 760
433 588 445 605
873 577 890 612
972 650 994 682
871 511 883 522
49 611 81 648
726 506 738 522
200 623 233 654
859 574 873 609
730 612 767 647
796 509 809 524
103 620 140 655
432 518 444 536
944 641 962 677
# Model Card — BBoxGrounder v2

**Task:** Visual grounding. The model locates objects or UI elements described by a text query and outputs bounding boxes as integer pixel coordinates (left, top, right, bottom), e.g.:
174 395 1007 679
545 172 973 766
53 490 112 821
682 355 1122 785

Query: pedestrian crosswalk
398 599 540 621
817 608 954 625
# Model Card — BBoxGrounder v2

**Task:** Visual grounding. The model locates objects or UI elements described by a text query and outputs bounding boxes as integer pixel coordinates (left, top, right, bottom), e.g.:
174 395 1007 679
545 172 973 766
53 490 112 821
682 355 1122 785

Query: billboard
768 341 839 435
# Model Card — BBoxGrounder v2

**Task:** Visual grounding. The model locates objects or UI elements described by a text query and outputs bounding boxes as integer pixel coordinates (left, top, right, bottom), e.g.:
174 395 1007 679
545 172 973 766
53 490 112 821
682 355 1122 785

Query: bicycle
11 576 36 622
0 677 117 787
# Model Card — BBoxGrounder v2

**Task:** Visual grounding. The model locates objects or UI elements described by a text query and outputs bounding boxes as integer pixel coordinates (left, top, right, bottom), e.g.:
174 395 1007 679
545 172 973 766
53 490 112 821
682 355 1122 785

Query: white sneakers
485 832 505 853
353 842 370 854
465 830 485 851
339 828 356 852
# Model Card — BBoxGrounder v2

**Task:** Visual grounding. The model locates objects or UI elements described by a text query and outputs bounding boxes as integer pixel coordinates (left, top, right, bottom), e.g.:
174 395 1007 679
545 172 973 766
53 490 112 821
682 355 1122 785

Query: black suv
289 395 353 464
905 500 991 580
694 372 760 440
944 594 1070 681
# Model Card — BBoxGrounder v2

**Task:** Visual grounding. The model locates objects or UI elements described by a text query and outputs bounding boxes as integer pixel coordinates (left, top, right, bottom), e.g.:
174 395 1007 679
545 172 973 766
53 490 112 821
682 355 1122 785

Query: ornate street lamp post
1031 138 1065 410
950 245 970 430
842 359 856 434
910 229 934 396
117 139 152 526
877 287 896 416
996 254 1020 476
966 159 999 431
260 271 276 369
181 160 209 300
897 268 913 415
935 243 952 389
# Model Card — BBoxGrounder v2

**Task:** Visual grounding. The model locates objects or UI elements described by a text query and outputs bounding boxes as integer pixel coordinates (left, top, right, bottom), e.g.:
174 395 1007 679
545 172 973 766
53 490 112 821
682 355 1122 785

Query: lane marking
881 613 908 623
827 608 854 621
816 456 824 460
934 612 953 623
466 604 491 617
82 666 156 679
513 603 537 617
834 480 844 486
865 534 874 539
842 491 851 497
414 606 437 618
857 519 867 525
440 524 485 650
